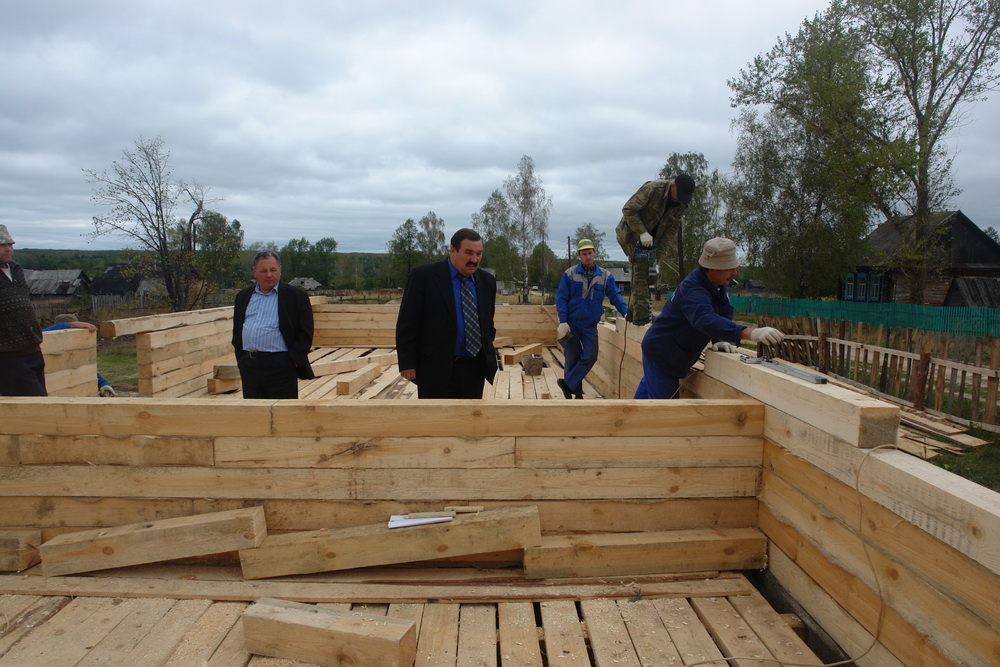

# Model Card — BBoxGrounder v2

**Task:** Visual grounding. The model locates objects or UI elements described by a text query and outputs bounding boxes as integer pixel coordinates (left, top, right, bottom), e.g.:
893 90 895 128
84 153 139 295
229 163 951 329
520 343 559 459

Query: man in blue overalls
555 239 628 399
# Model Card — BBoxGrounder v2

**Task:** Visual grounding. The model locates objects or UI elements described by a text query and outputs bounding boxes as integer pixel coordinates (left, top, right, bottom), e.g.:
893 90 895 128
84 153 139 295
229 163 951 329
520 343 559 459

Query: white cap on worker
699 237 739 270
0 225 13 245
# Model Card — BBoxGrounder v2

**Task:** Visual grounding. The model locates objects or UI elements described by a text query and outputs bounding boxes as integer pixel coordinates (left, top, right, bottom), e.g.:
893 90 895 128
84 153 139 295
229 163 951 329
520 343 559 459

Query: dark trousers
0 348 47 396
237 351 298 399
417 356 486 399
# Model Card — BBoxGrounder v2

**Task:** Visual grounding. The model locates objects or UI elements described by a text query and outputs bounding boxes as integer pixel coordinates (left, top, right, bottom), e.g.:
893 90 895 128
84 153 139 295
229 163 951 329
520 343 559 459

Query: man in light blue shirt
232 251 315 399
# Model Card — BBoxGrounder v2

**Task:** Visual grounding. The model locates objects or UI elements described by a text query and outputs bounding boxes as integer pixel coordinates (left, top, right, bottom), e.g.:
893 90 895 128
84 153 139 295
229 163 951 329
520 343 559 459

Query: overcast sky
2 1 997 262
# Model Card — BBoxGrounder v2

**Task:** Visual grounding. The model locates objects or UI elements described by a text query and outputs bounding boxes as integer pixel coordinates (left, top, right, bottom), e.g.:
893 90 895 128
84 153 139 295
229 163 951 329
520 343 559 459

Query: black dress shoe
556 378 573 400
574 393 583 399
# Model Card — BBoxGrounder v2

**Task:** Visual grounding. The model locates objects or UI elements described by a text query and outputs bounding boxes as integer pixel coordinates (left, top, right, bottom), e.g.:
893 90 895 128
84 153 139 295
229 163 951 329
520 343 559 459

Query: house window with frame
857 273 867 301
845 273 855 300
869 274 881 302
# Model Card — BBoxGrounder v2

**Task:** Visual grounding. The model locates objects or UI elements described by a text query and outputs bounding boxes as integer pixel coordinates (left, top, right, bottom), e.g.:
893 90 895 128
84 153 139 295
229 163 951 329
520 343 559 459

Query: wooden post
970 339 983 422
984 339 1000 425
911 352 931 411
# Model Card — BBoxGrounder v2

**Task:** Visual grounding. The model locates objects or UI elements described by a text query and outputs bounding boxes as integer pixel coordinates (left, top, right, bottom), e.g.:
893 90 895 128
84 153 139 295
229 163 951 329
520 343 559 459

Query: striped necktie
461 276 482 356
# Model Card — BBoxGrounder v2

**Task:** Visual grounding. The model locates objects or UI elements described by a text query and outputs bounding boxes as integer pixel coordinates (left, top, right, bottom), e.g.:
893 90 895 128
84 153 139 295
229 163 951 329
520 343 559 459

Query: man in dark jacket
555 238 628 399
232 250 315 399
0 225 46 396
635 237 784 399
395 228 497 398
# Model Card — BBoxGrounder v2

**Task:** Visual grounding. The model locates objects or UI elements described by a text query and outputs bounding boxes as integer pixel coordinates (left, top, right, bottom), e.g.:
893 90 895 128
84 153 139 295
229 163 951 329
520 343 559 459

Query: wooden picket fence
757 315 1000 429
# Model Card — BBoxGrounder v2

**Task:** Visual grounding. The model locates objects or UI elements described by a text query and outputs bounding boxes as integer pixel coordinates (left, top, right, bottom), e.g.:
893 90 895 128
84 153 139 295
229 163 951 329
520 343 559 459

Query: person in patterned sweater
0 224 46 396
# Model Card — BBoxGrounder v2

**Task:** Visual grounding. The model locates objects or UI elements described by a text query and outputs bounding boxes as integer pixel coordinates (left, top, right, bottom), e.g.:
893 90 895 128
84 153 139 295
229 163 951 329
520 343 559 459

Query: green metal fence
729 296 1000 338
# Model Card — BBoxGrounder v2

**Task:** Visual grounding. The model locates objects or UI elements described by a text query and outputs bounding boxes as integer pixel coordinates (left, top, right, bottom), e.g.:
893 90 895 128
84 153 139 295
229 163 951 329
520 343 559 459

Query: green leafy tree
503 155 552 300
730 0 1000 302
471 189 520 286
529 242 561 290
279 238 312 281
306 237 338 287
387 218 422 286
727 107 873 297
416 211 447 263
85 136 215 311
194 211 244 292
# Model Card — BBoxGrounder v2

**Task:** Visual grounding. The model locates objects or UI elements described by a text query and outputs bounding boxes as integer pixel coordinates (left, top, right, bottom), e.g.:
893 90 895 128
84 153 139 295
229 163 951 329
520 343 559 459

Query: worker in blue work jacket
555 239 628 399
634 237 784 399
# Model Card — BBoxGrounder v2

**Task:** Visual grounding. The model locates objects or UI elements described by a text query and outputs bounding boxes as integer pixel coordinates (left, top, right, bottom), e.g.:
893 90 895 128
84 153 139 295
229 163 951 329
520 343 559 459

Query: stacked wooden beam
0 399 766 581
40 328 97 397
699 351 1000 667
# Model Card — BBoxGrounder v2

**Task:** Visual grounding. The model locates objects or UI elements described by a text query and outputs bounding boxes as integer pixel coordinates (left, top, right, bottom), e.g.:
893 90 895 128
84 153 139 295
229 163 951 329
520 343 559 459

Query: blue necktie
461 276 482 356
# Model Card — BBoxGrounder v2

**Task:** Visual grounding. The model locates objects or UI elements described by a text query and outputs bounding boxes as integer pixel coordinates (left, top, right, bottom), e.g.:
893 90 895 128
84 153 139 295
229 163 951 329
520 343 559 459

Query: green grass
929 430 1000 492
97 345 138 393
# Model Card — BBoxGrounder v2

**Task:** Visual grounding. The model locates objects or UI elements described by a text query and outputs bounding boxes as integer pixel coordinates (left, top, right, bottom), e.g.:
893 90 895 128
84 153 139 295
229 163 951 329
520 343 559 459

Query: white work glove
749 326 784 346
557 323 571 339
639 232 654 247
712 341 739 354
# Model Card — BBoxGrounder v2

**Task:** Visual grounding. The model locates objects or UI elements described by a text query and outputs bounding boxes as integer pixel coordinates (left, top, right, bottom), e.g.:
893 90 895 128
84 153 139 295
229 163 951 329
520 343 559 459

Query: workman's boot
556 378 573 400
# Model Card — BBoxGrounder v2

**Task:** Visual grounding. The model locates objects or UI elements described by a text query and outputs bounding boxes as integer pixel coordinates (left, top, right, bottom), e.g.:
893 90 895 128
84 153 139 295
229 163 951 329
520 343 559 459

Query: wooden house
845 210 1000 306
21 268 90 298
0 301 996 665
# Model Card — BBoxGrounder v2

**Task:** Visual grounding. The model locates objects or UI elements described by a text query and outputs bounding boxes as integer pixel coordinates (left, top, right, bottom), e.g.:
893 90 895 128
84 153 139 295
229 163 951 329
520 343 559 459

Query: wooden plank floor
197 344 602 401
0 567 822 666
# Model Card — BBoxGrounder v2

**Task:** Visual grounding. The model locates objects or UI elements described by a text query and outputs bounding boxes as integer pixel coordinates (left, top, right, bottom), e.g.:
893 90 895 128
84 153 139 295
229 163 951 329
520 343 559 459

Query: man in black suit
232 250 315 399
396 228 498 398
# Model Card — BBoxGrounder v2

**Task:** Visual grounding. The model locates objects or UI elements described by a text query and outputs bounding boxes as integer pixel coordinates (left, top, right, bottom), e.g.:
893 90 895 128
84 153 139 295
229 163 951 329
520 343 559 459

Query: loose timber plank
539 600 589 664
580 598 641 667
118 599 214 665
503 343 543 365
242 597 416 667
690 595 778 666
0 530 40 571
41 506 267 576
457 603 497 667
652 597 728 665
728 592 824 666
615 599 685 665
0 596 137 666
162 601 246 666
74 597 177 667
0 570 755 604
205 614 253 667
498 602 543 667
336 362 384 394
239 506 541 579
415 603 459 667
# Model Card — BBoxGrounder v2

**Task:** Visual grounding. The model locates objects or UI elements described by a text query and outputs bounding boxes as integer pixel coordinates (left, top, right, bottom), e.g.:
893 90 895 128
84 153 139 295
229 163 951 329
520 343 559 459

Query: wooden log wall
760 316 1000 427
103 302 559 396
40 328 97 397
0 399 763 554
696 351 1000 667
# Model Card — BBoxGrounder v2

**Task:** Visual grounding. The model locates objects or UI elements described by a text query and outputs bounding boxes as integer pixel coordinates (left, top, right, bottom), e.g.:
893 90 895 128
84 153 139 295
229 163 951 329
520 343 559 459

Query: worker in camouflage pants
615 174 695 325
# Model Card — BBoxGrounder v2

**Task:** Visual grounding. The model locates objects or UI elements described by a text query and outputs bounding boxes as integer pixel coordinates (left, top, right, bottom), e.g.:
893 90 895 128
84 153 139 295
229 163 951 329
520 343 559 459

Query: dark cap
673 174 695 204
